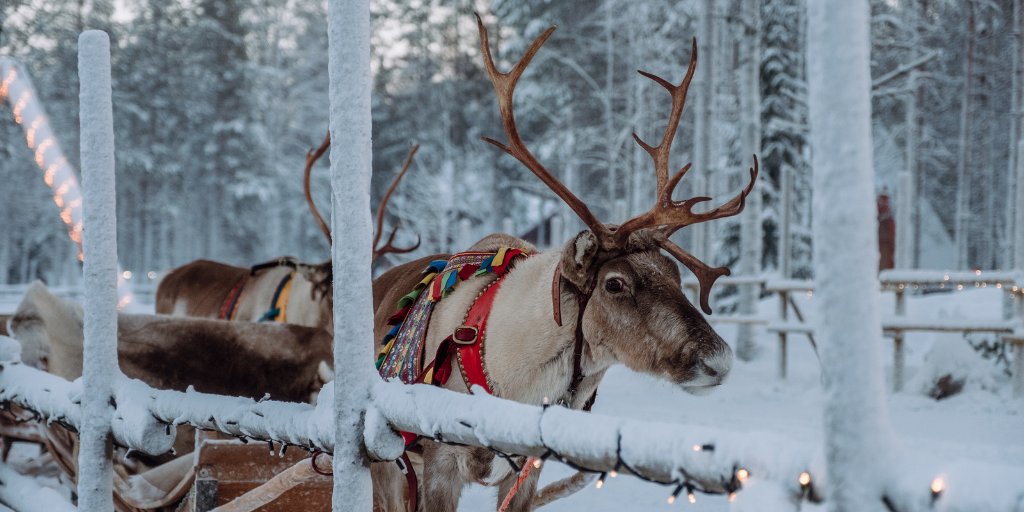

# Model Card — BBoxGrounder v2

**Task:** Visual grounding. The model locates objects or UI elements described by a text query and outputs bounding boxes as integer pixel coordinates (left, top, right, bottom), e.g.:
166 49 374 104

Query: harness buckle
452 326 479 345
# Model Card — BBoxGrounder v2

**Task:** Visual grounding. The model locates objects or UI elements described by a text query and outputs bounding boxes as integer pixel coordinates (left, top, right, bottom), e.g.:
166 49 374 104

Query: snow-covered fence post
807 0 897 509
77 30 120 512
327 0 375 509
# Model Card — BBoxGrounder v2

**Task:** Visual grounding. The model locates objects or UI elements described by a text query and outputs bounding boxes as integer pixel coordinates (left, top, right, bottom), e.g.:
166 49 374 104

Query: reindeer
368 17 757 512
155 138 420 333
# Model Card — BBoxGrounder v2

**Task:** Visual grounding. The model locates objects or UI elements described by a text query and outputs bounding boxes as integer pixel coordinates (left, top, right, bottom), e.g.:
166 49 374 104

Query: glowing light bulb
26 116 43 148
667 495 675 504
957 284 963 290
944 275 949 281
13 90 31 123
687 493 695 503
44 158 66 186
728 493 736 502
736 468 748 482
532 459 541 469
997 283 1002 289
975 269 981 275
0 68 17 101
693 444 701 451
806 291 812 297
35 138 54 167
609 470 617 477
931 476 944 495
123 270 132 279
799 472 810 486
982 282 987 287
595 478 603 489
898 284 904 289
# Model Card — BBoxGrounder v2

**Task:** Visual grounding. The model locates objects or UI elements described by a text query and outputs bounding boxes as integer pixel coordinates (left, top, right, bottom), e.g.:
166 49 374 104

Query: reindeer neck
482 250 609 408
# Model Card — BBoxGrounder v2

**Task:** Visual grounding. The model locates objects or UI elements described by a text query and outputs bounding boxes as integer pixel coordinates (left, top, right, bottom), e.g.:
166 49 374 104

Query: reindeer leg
495 462 541 512
420 442 466 512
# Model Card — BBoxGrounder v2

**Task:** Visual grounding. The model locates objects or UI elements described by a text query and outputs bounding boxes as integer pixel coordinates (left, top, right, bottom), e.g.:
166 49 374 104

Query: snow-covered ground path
461 287 1024 511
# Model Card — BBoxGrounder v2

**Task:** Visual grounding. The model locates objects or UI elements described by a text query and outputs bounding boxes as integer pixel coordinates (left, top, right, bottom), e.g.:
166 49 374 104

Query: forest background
0 0 1015 315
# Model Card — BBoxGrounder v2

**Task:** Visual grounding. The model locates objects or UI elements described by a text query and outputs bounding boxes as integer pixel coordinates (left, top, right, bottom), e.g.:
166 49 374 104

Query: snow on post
806 1 897 510
327 0 376 509
78 30 120 512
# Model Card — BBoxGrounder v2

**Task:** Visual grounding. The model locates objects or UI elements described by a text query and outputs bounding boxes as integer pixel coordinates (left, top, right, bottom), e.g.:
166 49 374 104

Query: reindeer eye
605 278 626 293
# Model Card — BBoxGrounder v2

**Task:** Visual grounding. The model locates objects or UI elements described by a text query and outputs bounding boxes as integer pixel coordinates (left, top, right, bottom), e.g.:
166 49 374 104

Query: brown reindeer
155 138 421 332
368 17 757 512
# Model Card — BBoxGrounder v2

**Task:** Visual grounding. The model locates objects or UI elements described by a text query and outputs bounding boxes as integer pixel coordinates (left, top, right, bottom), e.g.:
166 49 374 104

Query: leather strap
552 263 563 326
552 262 597 409
397 453 418 512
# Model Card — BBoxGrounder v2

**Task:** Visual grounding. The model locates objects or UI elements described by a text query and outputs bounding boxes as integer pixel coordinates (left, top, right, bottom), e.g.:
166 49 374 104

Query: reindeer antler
371 144 422 263
304 131 333 244
476 14 606 235
476 18 757 315
613 39 758 313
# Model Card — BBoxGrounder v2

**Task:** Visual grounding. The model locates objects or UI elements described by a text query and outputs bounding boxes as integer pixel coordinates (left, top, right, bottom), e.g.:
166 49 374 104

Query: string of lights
0 356 1005 510
0 58 133 310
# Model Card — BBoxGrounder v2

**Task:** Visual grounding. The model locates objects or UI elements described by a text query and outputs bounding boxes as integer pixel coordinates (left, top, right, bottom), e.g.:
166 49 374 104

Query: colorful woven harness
376 247 529 512
376 248 527 384
259 271 295 323
218 275 250 321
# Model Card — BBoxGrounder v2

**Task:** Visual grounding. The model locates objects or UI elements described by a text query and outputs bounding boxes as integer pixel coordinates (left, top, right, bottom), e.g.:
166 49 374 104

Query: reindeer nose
701 344 733 384
702 361 718 377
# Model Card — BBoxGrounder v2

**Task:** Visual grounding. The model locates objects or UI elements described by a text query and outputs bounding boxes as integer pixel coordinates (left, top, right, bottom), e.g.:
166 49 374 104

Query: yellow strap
378 336 397 360
493 247 509 267
274 272 295 322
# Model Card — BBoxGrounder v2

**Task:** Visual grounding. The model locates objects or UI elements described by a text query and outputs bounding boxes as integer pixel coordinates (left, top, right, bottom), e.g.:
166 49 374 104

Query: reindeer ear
559 231 600 288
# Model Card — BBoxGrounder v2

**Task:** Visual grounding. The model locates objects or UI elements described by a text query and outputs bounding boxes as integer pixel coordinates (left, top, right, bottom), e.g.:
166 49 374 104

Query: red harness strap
218 274 249 320
417 273 506 393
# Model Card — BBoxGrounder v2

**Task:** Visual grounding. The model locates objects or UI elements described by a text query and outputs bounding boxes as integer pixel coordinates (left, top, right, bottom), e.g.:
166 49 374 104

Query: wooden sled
177 435 332 512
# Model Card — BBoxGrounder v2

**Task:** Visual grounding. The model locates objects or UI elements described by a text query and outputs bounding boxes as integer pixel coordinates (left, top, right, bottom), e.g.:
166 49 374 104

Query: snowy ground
460 287 1023 511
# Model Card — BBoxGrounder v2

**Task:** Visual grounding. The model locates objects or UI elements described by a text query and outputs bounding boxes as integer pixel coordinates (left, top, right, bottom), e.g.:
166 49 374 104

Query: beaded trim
455 276 498 393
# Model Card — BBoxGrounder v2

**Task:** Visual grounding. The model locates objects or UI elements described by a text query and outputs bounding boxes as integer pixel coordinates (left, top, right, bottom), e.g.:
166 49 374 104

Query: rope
498 456 538 512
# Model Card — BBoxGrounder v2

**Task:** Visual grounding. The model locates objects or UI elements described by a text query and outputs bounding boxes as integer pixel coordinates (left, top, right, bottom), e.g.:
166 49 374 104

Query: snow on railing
4 359 1024 510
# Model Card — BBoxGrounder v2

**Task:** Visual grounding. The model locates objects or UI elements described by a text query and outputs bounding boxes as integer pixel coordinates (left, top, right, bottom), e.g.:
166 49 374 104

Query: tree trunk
693 0 720 262
1009 0 1024 269
736 0 762 362
807 0 897 508
897 73 918 270
954 1 975 270
605 0 617 204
